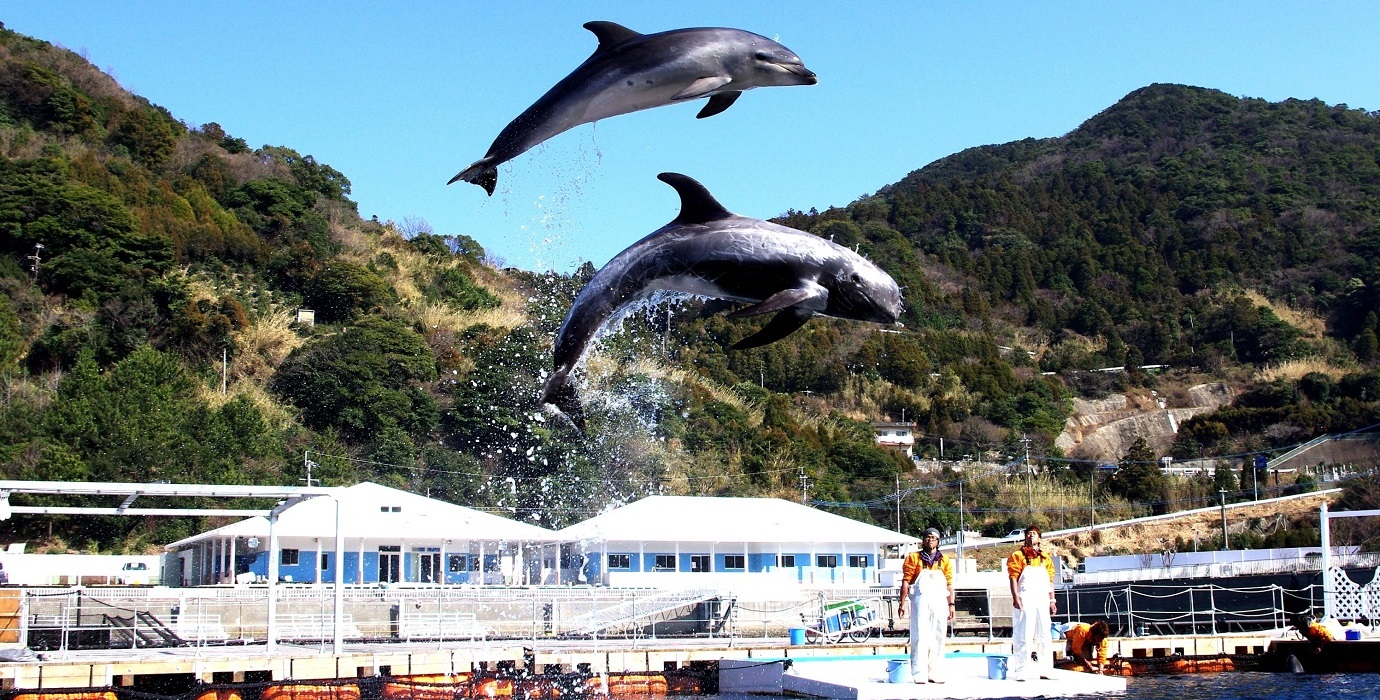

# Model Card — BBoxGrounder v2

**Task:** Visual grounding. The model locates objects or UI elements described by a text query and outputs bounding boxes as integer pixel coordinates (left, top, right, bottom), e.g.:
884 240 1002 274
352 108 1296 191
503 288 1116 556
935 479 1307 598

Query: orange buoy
607 673 643 695
513 677 562 700
193 690 244 700
619 674 669 696
262 683 360 700
14 692 118 700
645 676 667 696
469 678 513 699
664 675 703 695
383 674 471 700
582 677 608 697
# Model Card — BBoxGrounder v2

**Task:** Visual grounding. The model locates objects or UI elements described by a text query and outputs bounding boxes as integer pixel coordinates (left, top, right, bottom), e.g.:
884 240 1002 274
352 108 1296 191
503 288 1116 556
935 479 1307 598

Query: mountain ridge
0 26 1376 554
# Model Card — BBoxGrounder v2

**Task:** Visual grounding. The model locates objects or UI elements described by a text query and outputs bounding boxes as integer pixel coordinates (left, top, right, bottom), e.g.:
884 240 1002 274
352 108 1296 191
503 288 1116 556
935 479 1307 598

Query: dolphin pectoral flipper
733 307 814 350
697 91 742 118
728 288 819 318
672 76 733 100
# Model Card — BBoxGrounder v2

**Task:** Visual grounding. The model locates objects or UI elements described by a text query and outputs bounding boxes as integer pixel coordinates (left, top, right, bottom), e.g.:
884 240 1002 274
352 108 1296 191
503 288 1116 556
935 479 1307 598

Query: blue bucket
886 659 908 684
788 628 807 645
986 655 1009 680
1346 629 1362 641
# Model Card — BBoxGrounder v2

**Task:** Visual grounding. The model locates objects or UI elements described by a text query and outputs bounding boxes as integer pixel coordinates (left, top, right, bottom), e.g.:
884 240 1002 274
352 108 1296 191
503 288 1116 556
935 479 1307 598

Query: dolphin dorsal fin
584 21 642 51
658 172 734 225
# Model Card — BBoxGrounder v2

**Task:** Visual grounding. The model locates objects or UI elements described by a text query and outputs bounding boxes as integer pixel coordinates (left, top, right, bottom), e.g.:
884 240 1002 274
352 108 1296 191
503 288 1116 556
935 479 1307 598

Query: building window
280 549 299 566
379 545 401 583
320 553 329 571
379 506 402 513
724 555 745 570
816 554 838 568
654 555 676 571
607 554 631 569
848 555 869 568
778 554 796 568
448 554 466 572
690 555 711 572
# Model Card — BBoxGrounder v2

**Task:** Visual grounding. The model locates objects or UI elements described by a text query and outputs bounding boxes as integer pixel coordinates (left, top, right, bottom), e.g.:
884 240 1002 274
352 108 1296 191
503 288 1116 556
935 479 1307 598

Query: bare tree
400 215 434 239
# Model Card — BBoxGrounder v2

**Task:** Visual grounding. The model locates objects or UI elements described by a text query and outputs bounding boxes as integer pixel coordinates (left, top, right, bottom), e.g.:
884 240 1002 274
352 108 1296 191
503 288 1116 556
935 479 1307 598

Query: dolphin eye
754 51 771 61
851 273 862 283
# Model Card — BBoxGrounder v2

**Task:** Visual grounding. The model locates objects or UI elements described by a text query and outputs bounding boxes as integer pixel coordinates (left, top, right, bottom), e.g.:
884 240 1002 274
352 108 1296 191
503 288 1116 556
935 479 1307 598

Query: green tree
272 317 438 443
109 106 180 168
302 262 396 323
1109 437 1167 514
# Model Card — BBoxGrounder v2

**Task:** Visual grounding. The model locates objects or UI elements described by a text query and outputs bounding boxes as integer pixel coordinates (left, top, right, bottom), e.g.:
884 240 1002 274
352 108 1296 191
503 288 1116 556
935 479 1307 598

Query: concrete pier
0 632 1277 691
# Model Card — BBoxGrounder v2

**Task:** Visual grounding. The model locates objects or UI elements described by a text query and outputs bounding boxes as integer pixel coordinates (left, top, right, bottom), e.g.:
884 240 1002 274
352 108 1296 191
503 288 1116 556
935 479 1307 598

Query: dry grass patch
1241 290 1325 338
233 308 304 381
1258 357 1351 383
416 301 526 339
196 380 297 432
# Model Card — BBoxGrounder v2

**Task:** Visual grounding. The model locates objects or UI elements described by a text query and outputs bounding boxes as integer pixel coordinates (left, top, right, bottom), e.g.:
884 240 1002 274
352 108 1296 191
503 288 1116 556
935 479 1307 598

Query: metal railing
17 571 1364 653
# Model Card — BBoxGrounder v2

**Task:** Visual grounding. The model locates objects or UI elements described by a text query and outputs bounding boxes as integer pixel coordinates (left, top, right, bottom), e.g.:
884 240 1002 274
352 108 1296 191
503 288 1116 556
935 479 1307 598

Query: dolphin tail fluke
732 307 814 350
448 158 498 195
540 372 586 432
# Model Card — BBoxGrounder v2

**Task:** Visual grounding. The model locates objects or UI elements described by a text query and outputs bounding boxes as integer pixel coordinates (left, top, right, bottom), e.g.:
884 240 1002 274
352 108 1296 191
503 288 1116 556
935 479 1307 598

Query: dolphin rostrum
450 22 817 195
540 173 903 429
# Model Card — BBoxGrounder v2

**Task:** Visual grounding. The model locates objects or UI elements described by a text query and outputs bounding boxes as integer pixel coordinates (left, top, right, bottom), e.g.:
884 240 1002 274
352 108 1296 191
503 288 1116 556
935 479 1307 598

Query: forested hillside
1 26 1377 554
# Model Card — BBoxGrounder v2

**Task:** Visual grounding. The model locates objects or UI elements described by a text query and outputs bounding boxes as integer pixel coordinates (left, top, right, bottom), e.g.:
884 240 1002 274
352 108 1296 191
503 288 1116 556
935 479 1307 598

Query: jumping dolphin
540 173 903 429
449 22 817 195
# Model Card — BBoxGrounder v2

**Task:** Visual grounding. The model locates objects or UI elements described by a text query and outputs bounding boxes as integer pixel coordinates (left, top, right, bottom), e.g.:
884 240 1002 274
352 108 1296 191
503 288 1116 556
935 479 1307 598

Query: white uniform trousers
1011 564 1054 680
907 568 948 682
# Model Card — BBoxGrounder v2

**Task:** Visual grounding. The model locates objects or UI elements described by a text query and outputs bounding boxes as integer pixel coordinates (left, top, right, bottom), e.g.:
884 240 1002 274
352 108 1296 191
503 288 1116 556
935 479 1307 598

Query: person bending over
1062 620 1110 674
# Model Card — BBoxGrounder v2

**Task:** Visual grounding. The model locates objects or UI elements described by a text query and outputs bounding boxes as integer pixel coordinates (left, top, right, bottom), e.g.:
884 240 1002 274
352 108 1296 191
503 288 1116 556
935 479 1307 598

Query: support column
1320 502 1332 619
266 511 279 652
333 496 344 654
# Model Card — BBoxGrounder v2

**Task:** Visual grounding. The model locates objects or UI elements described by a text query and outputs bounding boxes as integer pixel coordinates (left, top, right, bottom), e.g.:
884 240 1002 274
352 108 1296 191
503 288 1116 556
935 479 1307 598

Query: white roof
166 482 557 547
555 496 917 546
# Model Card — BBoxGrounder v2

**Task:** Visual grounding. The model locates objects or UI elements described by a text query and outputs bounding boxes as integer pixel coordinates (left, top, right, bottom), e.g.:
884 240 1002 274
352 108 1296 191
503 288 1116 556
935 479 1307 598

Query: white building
872 421 917 457
164 482 561 586
556 496 917 588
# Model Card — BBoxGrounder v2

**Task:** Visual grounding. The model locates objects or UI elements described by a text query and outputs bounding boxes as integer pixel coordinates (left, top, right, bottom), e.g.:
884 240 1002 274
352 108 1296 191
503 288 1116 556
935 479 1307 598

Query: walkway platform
0 633 1260 691
722 653 1126 699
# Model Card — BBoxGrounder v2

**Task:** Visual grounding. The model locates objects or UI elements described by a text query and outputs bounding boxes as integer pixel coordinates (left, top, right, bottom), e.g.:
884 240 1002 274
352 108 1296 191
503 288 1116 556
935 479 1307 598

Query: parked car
1005 529 1026 540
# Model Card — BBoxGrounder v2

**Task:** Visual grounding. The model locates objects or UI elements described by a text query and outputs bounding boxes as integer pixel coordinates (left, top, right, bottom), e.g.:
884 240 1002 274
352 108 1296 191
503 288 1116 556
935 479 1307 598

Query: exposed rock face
1055 383 1236 461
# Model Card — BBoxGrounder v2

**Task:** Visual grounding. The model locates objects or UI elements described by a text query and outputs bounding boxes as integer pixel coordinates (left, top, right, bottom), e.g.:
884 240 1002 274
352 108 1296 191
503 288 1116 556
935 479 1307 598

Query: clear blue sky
5 2 1379 271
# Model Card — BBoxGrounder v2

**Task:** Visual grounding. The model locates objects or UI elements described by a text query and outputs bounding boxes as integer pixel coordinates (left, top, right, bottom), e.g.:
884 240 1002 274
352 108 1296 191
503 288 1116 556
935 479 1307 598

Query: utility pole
1022 434 1034 517
895 474 902 532
799 466 808 505
1218 489 1229 550
26 243 43 283
302 450 319 488
1090 469 1097 530
957 479 965 562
